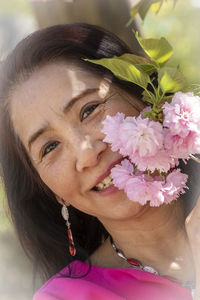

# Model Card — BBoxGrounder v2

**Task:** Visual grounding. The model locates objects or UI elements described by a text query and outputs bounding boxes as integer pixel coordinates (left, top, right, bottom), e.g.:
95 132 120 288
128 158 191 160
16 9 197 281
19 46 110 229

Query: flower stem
133 166 138 175
147 170 150 181
158 170 164 181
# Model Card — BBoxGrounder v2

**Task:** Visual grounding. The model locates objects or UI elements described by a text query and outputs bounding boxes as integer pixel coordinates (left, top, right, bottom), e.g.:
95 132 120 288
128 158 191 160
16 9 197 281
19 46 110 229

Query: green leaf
142 89 156 104
126 2 140 26
135 63 157 75
130 2 141 20
161 95 173 103
118 53 158 75
136 33 173 65
127 0 161 25
84 56 149 89
127 0 179 25
151 1 164 14
158 67 186 93
138 0 164 20
119 53 153 65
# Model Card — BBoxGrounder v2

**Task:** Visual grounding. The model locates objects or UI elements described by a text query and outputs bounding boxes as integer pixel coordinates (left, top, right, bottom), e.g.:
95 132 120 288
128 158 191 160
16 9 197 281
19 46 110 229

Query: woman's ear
55 195 70 206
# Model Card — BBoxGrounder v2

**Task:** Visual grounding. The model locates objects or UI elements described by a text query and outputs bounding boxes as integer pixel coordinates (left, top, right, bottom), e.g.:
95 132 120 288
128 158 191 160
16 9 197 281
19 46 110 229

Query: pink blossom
111 161 188 207
118 116 164 158
121 169 187 207
129 149 176 173
163 92 200 158
163 92 200 138
164 130 200 159
111 159 134 190
162 169 188 204
101 112 125 152
100 97 193 208
125 174 165 207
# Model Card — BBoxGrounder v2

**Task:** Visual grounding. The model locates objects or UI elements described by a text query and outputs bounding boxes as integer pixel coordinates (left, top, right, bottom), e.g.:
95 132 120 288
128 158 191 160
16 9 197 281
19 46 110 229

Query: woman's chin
93 190 148 221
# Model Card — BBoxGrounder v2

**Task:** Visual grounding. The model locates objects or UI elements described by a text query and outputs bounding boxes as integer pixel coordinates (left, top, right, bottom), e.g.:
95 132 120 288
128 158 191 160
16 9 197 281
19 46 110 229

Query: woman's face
10 61 146 222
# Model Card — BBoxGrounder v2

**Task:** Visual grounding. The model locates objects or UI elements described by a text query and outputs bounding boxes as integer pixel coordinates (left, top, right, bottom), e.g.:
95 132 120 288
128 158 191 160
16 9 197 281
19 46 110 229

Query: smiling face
9 61 146 223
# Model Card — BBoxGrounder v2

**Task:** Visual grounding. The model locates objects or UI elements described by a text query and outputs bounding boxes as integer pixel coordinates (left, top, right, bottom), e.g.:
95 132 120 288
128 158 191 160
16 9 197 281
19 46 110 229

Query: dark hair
0 23 142 281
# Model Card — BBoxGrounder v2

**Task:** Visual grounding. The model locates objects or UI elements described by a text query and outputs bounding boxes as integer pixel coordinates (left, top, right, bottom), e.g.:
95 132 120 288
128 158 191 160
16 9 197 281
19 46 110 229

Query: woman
0 23 199 299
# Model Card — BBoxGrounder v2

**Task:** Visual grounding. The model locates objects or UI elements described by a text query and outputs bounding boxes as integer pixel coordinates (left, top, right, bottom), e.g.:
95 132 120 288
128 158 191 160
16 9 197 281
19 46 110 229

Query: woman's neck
94 200 195 284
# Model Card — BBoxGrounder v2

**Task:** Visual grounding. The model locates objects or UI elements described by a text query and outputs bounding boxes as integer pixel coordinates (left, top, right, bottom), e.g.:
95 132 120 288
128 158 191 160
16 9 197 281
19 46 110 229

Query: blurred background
0 0 200 299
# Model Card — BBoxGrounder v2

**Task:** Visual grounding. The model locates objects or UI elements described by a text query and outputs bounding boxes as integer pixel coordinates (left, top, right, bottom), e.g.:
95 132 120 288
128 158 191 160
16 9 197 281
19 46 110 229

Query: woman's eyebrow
28 88 99 150
28 125 50 151
63 88 99 114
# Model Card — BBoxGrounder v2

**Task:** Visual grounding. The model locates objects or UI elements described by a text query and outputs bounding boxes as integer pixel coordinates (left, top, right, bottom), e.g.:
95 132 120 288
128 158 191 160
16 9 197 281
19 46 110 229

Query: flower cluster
86 31 200 207
163 92 200 159
102 91 200 206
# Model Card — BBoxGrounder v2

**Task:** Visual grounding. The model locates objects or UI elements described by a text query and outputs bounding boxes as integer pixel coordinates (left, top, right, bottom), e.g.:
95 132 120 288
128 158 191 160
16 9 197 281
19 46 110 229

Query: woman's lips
91 183 119 196
90 157 124 195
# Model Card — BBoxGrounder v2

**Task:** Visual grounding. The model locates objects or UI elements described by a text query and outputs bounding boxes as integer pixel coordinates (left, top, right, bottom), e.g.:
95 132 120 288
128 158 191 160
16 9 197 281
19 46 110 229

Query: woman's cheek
38 159 77 199
42 170 77 200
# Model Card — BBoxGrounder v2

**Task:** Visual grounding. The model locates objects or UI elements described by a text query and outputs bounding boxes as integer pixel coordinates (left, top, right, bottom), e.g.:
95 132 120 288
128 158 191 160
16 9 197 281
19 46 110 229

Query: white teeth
95 175 113 191
104 176 112 185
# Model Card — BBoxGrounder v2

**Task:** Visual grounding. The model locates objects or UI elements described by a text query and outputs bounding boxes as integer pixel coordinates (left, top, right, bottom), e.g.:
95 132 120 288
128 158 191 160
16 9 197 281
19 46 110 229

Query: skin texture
9 61 198 291
10 61 145 220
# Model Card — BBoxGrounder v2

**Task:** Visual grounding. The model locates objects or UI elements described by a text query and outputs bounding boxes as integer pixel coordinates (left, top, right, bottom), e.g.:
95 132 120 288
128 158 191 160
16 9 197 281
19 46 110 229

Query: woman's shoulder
33 261 88 300
33 266 68 300
33 260 192 300
33 260 124 300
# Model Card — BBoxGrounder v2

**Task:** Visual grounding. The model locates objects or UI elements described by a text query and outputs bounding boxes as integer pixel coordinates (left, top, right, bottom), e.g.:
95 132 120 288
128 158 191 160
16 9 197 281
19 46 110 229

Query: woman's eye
80 103 99 121
42 141 60 157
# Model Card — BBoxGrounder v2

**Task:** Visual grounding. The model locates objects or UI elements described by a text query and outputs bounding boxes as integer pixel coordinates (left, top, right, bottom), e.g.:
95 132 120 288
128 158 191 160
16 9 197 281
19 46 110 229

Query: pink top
34 260 192 300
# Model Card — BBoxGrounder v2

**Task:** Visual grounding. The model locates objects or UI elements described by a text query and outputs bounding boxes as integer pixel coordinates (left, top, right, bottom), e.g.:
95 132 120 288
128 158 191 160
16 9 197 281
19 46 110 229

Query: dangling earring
61 201 76 256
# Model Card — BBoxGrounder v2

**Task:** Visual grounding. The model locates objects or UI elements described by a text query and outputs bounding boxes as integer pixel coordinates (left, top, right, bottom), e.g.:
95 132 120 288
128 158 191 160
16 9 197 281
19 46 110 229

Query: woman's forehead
9 61 112 144
13 61 111 96
10 61 112 112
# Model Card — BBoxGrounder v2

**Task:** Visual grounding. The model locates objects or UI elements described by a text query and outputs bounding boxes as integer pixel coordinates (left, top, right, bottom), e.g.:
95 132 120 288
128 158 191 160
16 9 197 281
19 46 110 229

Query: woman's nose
75 135 107 172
